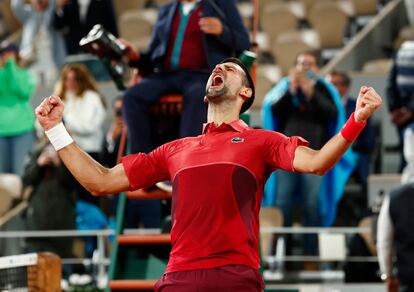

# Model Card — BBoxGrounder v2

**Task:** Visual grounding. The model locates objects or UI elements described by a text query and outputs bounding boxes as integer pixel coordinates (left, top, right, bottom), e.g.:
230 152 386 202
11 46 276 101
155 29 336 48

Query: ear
239 87 252 100
203 96 208 103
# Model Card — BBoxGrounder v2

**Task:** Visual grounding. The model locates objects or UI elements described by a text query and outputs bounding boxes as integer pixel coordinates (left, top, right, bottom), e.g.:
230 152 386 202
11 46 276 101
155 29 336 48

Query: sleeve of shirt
121 144 170 191
263 131 309 172
377 195 394 278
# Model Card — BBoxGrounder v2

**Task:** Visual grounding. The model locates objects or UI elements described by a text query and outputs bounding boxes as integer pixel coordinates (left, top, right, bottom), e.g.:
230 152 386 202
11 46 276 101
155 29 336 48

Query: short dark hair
330 70 351 87
220 57 255 114
295 50 320 67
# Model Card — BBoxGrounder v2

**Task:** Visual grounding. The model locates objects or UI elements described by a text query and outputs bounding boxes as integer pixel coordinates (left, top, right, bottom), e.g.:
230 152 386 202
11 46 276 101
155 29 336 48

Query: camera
80 24 128 60
79 25 128 90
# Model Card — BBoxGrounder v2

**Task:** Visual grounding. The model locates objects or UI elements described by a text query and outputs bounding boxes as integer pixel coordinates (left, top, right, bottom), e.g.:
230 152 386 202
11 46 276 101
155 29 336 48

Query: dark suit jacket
53 0 118 55
132 0 250 73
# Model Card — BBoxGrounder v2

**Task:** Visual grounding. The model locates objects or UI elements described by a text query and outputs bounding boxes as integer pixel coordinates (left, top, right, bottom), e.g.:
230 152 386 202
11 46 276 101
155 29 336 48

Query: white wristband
45 122 74 151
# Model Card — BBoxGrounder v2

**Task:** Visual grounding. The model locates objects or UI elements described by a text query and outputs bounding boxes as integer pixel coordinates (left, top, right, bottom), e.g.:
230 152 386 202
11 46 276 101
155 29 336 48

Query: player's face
205 62 245 100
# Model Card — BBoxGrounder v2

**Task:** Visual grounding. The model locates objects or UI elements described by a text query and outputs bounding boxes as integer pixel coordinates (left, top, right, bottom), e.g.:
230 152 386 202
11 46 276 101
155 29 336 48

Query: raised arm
293 86 382 174
35 96 130 195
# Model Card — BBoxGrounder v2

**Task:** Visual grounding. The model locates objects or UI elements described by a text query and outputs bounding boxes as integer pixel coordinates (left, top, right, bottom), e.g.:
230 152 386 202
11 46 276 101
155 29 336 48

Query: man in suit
53 0 118 55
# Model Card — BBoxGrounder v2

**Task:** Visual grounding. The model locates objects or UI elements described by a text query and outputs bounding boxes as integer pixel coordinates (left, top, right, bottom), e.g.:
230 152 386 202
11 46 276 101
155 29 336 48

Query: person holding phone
262 50 351 265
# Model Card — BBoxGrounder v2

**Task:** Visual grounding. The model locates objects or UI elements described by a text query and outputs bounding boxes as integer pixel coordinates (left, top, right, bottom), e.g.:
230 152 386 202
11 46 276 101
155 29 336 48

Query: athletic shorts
154 264 264 291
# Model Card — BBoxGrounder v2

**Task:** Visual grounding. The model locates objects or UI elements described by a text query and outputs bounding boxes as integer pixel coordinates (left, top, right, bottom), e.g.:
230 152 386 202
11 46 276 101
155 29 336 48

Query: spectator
22 139 76 259
327 70 375 188
377 122 414 292
11 0 66 71
262 51 356 257
401 125 414 184
54 63 106 205
53 0 118 55
100 96 125 168
377 187 414 291
0 42 37 176
387 40 414 170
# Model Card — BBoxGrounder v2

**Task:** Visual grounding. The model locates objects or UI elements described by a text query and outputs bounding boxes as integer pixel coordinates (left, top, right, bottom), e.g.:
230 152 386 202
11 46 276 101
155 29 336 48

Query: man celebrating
36 58 382 291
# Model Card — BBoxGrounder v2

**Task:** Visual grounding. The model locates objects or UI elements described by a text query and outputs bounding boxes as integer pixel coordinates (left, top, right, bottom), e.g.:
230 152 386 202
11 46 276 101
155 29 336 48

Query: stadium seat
271 35 313 75
307 1 349 48
113 0 148 19
118 11 154 51
261 3 298 46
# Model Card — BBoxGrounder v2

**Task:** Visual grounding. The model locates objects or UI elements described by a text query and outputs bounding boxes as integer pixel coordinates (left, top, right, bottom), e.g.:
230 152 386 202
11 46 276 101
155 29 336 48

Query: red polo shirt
121 120 308 273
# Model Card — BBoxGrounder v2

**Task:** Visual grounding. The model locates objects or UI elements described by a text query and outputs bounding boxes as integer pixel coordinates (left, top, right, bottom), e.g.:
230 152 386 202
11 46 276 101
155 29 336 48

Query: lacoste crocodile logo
231 137 244 143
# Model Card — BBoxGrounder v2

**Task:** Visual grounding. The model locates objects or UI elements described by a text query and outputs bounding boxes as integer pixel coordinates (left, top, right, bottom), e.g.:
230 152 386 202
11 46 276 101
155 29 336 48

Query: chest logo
231 137 244 143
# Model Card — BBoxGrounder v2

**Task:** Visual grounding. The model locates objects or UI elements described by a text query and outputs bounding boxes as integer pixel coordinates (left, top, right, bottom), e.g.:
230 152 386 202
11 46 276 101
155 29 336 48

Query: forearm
57 143 128 195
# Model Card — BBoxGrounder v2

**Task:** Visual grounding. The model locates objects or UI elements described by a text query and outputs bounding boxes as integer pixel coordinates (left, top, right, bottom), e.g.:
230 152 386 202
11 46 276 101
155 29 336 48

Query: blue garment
11 0 67 68
0 131 34 176
134 0 251 73
262 77 356 226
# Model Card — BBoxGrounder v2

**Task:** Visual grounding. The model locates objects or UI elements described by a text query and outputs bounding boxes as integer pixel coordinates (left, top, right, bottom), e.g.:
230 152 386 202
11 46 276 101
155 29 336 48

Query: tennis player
36 58 382 291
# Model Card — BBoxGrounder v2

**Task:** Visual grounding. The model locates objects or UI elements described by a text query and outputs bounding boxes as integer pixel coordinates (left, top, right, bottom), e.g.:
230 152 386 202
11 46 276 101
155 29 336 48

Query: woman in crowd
54 63 106 204
0 42 37 175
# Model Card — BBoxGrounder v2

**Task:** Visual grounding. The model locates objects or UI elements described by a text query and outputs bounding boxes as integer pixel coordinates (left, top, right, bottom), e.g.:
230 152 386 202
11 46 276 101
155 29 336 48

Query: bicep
102 163 131 194
292 145 318 173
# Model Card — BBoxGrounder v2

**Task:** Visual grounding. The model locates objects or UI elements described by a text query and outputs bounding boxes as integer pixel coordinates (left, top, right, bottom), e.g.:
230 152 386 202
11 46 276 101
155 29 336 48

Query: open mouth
211 75 224 88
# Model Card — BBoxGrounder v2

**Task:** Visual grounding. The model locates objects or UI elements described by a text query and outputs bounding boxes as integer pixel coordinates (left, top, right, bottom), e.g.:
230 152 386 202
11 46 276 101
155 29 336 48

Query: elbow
309 165 332 176
88 183 112 196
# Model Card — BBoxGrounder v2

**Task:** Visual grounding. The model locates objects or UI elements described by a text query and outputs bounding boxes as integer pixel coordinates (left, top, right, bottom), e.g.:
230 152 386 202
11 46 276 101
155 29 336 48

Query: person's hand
118 38 140 62
37 145 61 166
288 68 300 94
390 107 413 126
354 86 382 123
298 74 314 98
386 277 399 292
56 0 69 10
35 96 64 131
199 17 223 36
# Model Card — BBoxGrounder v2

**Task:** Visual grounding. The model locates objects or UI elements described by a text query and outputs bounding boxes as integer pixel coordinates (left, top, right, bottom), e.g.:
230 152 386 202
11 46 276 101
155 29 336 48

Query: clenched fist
35 96 64 130
354 86 382 123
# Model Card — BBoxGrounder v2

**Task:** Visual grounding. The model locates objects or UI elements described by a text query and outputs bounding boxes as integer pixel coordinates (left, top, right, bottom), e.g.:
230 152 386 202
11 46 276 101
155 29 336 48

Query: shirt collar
202 119 250 134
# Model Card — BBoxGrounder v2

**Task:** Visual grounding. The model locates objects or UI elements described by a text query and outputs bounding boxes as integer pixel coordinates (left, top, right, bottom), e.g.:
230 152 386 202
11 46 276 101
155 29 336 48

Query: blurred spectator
11 0 66 70
387 40 414 170
402 125 414 184
52 0 118 55
377 123 414 292
119 0 250 229
54 63 106 205
262 51 355 257
327 70 375 188
22 139 76 259
377 182 414 292
0 42 37 175
121 0 250 155
100 96 125 168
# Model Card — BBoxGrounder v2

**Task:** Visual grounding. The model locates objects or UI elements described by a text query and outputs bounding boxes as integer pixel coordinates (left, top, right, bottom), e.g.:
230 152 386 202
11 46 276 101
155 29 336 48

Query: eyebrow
223 63 242 72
